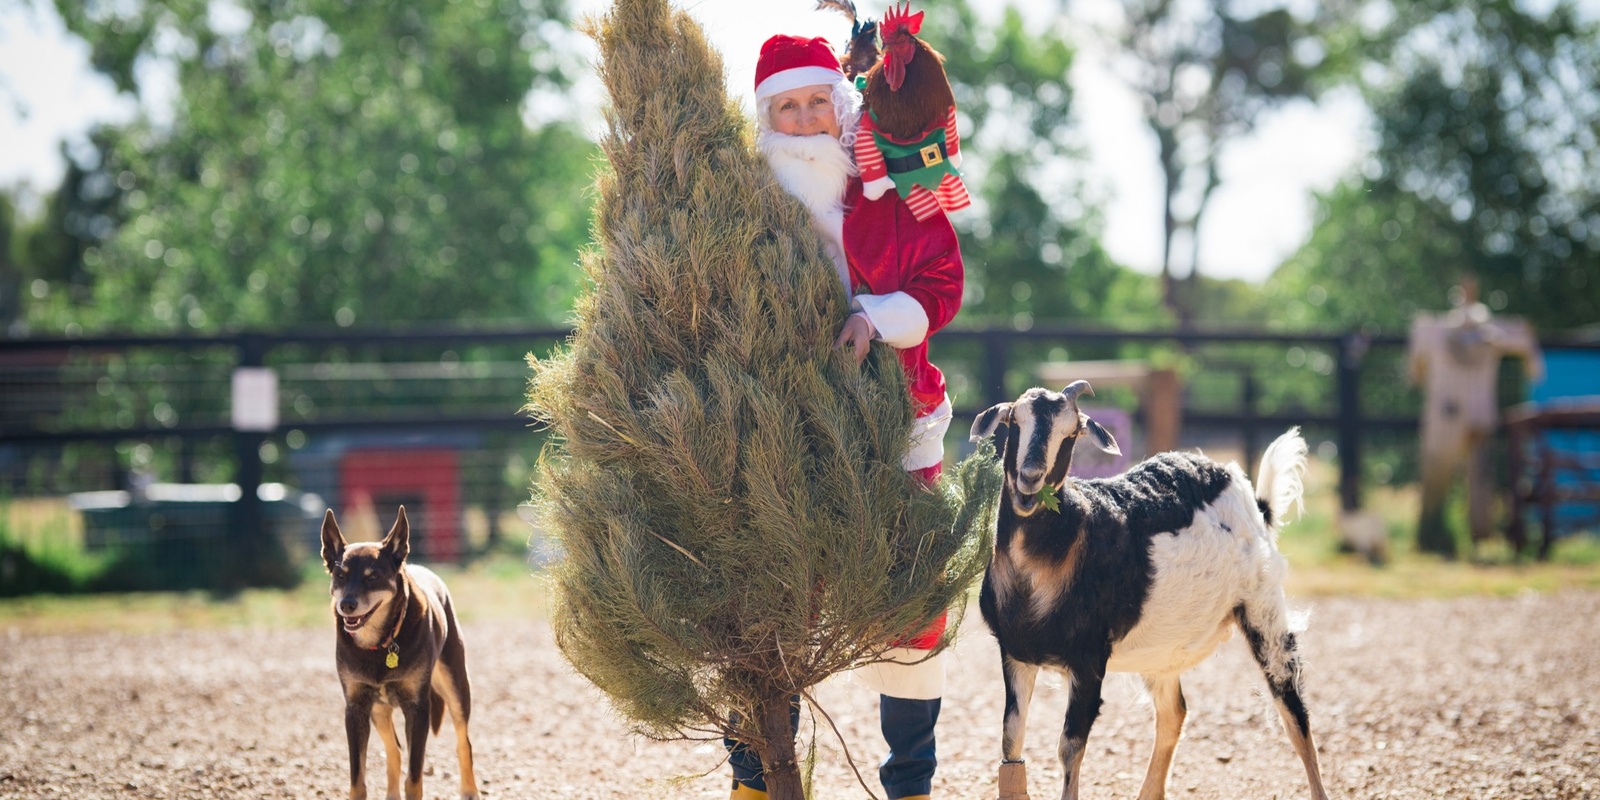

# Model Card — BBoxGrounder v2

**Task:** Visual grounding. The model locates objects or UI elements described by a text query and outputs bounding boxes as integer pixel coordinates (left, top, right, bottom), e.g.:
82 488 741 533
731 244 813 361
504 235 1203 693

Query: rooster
825 1 971 221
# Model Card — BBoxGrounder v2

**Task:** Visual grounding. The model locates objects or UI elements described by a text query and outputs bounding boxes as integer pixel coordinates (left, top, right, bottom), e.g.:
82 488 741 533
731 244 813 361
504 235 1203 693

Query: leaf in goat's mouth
1037 484 1060 513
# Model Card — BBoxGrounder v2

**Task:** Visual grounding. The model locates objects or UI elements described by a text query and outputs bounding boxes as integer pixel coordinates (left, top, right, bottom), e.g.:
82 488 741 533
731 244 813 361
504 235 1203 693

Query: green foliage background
1272 0 1600 333
14 0 594 332
11 0 1595 338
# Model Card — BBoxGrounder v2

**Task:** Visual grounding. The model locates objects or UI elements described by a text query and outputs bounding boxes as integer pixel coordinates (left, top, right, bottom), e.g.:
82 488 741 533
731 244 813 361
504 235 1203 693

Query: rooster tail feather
815 0 858 24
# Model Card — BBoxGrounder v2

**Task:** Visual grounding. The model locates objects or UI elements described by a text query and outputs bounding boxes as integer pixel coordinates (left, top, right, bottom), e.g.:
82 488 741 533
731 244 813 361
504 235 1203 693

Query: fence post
1336 332 1368 512
981 331 1009 410
232 333 269 588
1241 370 1259 476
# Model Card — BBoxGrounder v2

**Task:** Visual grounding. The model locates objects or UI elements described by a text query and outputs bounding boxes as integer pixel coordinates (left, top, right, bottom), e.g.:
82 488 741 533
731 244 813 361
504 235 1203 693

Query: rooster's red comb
881 1 923 38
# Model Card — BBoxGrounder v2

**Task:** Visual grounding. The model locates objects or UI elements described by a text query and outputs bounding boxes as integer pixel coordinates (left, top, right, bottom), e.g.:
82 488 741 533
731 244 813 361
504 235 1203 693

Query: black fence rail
1 324 1589 588
935 327 1417 511
0 328 566 589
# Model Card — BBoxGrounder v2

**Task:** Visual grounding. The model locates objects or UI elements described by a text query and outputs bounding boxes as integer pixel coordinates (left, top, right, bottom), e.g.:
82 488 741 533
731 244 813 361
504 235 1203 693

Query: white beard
758 130 856 290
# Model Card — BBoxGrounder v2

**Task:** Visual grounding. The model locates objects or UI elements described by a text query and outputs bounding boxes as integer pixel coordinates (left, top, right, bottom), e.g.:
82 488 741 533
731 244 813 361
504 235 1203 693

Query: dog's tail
430 688 445 734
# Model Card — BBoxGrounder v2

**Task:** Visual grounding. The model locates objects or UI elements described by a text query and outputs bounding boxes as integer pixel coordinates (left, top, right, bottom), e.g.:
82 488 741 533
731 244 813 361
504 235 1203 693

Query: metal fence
1 324 1589 588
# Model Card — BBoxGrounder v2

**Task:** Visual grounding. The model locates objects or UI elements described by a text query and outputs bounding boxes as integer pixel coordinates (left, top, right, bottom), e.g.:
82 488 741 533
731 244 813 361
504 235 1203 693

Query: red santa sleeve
848 195 964 348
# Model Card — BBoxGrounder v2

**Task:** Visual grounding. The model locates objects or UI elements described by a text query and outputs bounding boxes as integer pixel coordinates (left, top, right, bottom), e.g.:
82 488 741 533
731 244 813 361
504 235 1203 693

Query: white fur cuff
852 648 945 700
852 291 929 349
863 176 895 200
904 395 952 471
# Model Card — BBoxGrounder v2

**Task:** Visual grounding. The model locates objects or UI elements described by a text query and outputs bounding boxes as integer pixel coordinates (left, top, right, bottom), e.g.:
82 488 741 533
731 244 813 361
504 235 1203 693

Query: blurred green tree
919 3 1159 331
27 0 595 332
1274 0 1600 334
1082 0 1332 324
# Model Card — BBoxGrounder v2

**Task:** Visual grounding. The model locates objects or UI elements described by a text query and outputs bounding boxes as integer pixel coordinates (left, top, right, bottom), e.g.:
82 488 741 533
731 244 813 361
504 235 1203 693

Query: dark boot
880 695 940 799
724 695 801 798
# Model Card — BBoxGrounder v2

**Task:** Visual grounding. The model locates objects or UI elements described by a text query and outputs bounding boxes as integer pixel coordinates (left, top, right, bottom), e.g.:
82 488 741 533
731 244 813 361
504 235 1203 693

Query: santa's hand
835 313 875 364
862 176 895 201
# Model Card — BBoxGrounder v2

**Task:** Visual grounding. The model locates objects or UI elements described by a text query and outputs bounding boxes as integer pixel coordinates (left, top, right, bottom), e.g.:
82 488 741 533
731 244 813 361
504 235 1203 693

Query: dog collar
351 580 409 669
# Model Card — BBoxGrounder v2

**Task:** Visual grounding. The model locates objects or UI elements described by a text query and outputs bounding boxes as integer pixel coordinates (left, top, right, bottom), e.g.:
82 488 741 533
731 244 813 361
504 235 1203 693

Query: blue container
1527 350 1600 538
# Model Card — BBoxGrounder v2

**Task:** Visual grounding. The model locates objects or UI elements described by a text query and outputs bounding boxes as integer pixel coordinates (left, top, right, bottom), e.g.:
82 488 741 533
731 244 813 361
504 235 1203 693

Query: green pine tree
524 0 999 796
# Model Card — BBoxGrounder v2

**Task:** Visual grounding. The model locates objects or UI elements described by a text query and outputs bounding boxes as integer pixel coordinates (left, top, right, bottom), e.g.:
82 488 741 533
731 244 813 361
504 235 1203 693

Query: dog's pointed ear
969 402 1014 442
382 506 411 565
1081 413 1121 456
320 509 346 574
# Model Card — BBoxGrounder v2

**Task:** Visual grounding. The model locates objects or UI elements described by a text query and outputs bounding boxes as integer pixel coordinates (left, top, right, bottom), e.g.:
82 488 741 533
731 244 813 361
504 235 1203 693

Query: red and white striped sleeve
855 115 896 200
945 106 962 167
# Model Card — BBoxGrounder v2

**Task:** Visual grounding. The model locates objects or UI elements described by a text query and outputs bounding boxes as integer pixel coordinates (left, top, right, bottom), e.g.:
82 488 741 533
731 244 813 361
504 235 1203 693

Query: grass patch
3 459 1597 632
0 552 549 635
0 497 114 595
1276 459 1600 598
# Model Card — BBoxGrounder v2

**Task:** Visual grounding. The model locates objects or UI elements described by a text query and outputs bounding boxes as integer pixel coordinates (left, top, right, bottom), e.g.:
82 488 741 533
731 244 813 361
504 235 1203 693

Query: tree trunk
755 692 804 800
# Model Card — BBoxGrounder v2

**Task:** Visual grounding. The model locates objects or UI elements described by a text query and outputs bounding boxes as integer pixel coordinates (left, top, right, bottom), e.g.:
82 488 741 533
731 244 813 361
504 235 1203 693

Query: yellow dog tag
385 648 399 669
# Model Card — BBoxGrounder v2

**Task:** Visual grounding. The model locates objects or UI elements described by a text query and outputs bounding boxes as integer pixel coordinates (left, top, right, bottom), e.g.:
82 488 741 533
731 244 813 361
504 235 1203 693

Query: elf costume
855 106 972 222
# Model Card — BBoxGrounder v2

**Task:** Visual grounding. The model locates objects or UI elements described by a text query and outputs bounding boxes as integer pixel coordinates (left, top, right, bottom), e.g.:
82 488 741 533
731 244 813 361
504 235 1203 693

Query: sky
0 0 1372 283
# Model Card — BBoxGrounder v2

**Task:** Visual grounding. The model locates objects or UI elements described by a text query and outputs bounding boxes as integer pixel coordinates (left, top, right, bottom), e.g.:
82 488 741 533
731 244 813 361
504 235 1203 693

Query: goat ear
1082 414 1121 456
320 510 346 574
969 402 1014 442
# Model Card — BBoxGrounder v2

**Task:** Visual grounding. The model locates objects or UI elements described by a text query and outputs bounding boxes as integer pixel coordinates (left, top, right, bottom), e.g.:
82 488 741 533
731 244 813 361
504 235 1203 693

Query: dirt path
3 591 1598 799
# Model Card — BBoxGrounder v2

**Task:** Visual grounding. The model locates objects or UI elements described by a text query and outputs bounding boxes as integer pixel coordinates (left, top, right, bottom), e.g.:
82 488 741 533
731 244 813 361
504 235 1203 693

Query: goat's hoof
997 761 1030 800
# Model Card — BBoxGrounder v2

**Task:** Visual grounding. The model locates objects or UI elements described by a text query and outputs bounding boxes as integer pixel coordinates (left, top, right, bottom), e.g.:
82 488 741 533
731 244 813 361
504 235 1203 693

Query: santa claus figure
723 32 965 800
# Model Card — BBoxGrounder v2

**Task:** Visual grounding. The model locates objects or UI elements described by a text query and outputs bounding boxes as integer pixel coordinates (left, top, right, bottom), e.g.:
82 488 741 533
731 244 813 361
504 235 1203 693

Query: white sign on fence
231 367 279 431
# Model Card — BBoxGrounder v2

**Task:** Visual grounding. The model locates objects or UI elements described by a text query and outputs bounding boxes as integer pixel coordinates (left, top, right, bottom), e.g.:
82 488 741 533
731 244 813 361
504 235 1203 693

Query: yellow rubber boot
730 782 769 800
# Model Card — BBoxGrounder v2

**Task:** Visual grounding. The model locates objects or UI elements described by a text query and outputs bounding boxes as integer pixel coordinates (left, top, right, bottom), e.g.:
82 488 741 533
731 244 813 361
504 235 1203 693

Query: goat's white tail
1255 427 1308 529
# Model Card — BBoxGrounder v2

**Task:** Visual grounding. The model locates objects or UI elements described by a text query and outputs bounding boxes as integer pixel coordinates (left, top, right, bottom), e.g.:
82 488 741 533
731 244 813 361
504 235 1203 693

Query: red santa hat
754 35 843 100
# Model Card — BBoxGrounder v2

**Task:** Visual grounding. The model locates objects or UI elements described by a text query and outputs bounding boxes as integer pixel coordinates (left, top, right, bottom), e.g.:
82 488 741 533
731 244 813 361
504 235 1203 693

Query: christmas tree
525 0 999 795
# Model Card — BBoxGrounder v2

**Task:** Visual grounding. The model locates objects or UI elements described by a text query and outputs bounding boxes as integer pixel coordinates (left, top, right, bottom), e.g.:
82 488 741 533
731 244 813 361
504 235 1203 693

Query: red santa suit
758 128 960 686
741 34 954 798
840 173 963 654
842 175 961 460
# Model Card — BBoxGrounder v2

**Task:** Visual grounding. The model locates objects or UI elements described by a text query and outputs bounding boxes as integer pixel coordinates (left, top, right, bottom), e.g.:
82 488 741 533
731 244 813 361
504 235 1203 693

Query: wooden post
1143 368 1181 455
1241 370 1259 474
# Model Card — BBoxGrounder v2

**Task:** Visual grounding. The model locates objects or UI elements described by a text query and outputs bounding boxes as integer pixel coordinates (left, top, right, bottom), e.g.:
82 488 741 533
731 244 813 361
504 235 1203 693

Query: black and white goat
969 381 1329 800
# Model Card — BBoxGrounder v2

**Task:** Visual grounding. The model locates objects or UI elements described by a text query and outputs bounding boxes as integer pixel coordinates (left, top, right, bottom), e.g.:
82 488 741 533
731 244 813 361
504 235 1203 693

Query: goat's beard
757 130 856 289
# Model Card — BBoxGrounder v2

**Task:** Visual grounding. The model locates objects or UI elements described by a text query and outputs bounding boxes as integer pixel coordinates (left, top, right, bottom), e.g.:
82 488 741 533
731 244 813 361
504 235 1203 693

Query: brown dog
321 507 479 800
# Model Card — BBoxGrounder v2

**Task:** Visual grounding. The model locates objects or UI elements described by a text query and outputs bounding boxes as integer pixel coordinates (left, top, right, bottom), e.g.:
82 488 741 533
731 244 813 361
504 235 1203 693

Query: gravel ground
3 591 1598 799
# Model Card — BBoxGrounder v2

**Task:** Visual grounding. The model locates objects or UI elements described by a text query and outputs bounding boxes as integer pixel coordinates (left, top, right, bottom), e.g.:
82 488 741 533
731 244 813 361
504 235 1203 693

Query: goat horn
1062 380 1094 401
